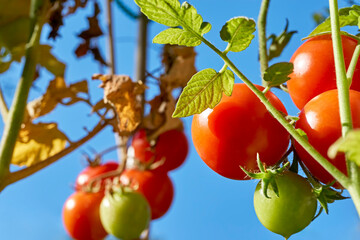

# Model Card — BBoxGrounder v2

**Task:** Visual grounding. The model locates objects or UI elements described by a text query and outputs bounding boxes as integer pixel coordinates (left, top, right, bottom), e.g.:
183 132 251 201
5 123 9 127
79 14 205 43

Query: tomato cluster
190 33 359 238
62 128 188 240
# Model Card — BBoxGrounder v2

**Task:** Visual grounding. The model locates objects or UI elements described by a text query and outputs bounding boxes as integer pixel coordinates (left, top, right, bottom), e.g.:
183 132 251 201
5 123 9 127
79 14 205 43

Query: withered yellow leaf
27 78 88 119
93 74 146 135
12 122 68 167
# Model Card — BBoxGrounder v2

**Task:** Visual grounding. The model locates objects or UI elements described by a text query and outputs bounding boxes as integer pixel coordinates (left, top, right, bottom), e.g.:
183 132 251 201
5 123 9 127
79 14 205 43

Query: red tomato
192 83 290 180
294 89 360 188
62 191 107 240
120 169 174 220
75 161 119 191
288 34 360 109
132 129 188 173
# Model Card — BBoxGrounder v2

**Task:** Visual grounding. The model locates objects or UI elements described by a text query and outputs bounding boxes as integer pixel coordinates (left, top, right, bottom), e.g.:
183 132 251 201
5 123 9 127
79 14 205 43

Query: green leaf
263 62 293 87
328 130 360 166
37 45 66 77
0 60 11 73
134 0 181 27
153 28 201 46
135 0 211 47
267 20 297 61
220 17 256 52
172 68 234 118
309 5 360 37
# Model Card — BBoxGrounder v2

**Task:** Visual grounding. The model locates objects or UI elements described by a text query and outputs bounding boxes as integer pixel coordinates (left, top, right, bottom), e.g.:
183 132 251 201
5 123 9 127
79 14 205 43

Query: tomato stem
0 87 8 123
0 0 45 183
346 44 360 86
258 0 271 87
329 0 360 217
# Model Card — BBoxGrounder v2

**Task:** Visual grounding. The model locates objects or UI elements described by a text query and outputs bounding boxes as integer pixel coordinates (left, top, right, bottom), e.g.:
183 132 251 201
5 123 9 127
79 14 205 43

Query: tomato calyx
240 154 290 198
298 160 348 216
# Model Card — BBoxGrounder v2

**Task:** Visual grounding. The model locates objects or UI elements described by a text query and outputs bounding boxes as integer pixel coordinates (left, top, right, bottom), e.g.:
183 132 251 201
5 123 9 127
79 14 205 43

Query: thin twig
0 86 9 122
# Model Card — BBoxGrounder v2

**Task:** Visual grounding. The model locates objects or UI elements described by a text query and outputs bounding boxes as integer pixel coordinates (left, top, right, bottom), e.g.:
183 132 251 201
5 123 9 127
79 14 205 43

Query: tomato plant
191 83 290 180
254 171 317 239
75 161 119 191
120 169 174 219
62 191 107 240
294 89 360 188
132 129 188 173
288 34 360 110
100 188 150 240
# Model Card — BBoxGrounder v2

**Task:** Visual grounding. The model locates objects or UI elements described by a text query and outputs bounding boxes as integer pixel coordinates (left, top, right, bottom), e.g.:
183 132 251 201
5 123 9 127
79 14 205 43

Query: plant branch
346 44 360 86
258 0 271 86
106 0 116 74
0 86 9 122
0 0 45 182
0 119 110 190
329 0 360 216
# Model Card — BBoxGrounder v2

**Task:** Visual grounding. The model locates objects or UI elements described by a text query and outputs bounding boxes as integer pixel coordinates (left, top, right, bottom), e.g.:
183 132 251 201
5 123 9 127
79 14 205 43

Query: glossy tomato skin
100 189 150 240
120 169 174 219
132 129 188 173
62 191 107 240
288 34 360 109
192 83 290 180
75 162 119 191
254 171 317 239
294 89 360 188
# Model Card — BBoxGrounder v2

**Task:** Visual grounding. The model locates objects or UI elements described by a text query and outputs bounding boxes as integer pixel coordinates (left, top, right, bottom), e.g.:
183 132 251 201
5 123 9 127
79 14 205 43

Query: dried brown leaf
12 122 68 167
93 74 146 136
66 0 88 15
160 45 197 89
143 92 183 140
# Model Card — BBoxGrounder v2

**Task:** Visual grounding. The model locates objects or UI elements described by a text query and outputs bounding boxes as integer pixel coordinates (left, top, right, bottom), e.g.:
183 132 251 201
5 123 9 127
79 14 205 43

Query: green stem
346 44 360 86
329 0 360 217
196 36 350 188
258 0 271 86
0 0 44 181
0 87 8 123
329 0 353 137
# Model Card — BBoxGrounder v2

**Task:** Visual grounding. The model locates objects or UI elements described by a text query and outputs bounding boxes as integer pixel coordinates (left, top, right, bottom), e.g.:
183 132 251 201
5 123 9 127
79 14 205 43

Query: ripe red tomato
75 161 119 191
294 89 360 188
288 34 360 109
131 129 188 173
120 169 174 219
62 191 107 240
192 83 290 180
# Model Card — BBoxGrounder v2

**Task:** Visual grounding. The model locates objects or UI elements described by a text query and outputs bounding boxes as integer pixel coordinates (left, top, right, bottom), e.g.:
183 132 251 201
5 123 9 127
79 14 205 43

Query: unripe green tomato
100 188 151 240
254 171 317 239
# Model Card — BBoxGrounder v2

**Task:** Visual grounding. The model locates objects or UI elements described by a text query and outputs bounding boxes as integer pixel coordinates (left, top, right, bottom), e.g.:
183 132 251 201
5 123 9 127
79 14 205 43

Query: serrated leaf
153 28 201 46
37 45 66 77
328 130 360 166
268 20 297 61
309 5 360 37
263 62 293 87
134 0 181 27
220 17 256 52
135 0 211 47
172 68 234 118
11 122 67 167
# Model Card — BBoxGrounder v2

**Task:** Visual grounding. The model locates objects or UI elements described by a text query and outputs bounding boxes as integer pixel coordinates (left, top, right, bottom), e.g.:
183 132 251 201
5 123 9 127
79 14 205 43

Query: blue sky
0 0 359 239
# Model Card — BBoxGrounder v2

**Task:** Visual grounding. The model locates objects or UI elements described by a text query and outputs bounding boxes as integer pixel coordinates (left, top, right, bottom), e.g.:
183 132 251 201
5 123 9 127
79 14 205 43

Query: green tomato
254 171 317 239
100 188 151 240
